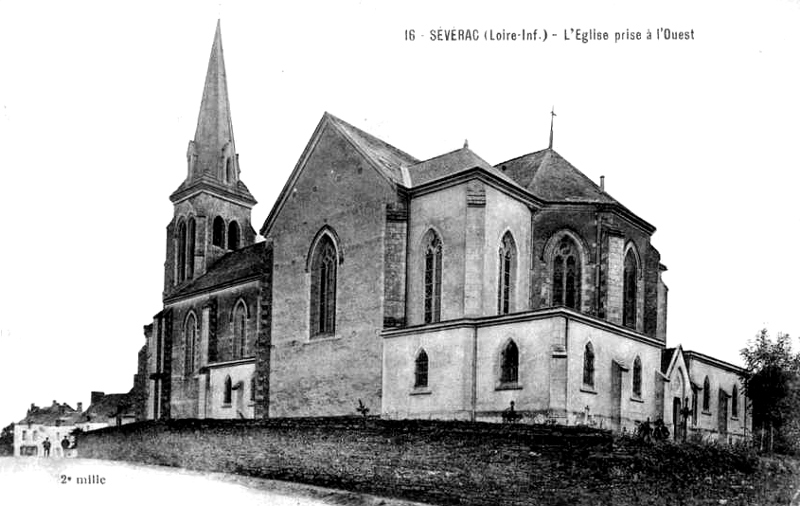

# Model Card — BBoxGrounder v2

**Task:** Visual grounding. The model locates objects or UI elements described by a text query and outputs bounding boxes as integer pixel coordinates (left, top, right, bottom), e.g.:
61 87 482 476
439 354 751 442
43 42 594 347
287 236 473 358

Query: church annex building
143 23 750 443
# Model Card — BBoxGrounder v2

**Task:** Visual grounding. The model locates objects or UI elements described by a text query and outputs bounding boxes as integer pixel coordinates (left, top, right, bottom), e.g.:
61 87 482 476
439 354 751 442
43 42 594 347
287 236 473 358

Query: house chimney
90 391 104 405
77 402 83 412
600 175 605 191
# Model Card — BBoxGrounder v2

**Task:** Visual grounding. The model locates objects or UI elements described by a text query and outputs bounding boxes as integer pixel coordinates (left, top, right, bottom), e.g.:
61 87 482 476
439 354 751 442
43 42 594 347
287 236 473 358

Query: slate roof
263 114 653 236
407 147 522 188
314 115 633 209
661 347 677 374
496 148 618 204
327 114 615 200
76 393 132 423
19 402 81 426
326 113 419 186
168 241 270 300
684 350 747 374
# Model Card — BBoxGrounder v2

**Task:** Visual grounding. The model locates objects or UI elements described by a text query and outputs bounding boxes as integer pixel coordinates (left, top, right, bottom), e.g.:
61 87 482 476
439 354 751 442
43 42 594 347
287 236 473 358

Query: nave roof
167 241 270 302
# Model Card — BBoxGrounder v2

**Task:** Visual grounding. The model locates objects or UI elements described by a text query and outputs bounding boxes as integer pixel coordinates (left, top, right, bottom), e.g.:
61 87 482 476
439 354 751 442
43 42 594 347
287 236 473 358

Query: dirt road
0 456 428 506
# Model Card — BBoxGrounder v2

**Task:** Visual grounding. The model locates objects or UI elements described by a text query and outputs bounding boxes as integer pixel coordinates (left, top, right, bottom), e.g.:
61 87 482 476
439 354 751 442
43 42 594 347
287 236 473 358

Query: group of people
40 436 72 457
636 418 670 442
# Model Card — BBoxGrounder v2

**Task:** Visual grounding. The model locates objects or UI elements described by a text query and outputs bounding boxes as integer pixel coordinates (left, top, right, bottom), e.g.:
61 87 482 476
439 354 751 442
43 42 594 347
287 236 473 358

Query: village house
14 401 81 457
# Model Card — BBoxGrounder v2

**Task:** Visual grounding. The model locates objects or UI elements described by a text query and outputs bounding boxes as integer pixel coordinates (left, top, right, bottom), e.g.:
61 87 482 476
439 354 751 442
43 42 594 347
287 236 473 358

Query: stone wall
481 185 532 315
407 184 467 325
383 202 408 328
685 355 750 442
77 418 612 506
531 206 601 315
382 312 664 432
166 281 261 419
565 319 663 432
266 124 400 417
382 326 474 420
206 360 256 419
165 192 255 297
530 207 663 339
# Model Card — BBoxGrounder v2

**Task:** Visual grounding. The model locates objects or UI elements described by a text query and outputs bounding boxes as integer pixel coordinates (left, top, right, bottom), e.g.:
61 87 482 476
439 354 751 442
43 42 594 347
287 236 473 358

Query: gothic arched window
227 221 240 250
623 248 638 328
423 230 443 324
223 376 232 405
583 342 595 387
732 384 739 417
177 219 186 283
500 340 519 384
703 376 711 411
186 217 196 280
552 236 581 310
632 356 642 397
233 301 247 359
212 216 225 248
184 313 197 376
497 232 516 315
310 234 337 337
414 350 429 388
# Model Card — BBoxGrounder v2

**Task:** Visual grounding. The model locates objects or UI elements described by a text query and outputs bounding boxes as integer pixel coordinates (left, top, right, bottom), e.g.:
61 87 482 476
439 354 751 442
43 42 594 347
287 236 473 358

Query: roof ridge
409 146 485 168
545 150 614 201
495 147 549 167
324 112 419 165
684 349 746 372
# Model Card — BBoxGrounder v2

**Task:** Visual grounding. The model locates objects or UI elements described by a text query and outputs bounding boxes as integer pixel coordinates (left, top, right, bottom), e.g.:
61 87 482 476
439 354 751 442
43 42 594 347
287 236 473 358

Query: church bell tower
164 21 257 298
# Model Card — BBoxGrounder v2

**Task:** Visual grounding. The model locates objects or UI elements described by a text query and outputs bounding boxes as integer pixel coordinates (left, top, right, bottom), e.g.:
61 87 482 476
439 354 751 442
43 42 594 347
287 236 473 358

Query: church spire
172 20 255 206
187 20 238 184
548 106 556 150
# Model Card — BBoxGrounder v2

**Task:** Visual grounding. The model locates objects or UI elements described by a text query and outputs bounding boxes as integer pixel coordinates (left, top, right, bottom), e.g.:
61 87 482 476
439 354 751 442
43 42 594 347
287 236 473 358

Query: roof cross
549 106 556 149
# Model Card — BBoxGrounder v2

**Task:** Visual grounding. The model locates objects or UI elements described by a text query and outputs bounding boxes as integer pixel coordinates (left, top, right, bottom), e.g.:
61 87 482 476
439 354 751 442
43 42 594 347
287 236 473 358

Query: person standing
42 437 51 457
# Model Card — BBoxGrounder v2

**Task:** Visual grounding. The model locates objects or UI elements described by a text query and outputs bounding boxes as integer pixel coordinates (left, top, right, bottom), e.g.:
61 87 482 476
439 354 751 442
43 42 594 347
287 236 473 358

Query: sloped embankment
77 418 797 505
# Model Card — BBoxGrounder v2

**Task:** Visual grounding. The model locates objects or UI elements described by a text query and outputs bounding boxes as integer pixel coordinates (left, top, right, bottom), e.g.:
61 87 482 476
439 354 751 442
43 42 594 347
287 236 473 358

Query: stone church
144 22 750 442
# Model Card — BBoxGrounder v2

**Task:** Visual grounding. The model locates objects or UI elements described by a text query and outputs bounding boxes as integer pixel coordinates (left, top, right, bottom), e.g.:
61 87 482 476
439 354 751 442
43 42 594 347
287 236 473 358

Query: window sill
410 388 431 396
701 410 711 416
221 404 231 409
495 382 522 391
731 416 739 421
307 334 339 344
630 396 644 404
580 385 597 395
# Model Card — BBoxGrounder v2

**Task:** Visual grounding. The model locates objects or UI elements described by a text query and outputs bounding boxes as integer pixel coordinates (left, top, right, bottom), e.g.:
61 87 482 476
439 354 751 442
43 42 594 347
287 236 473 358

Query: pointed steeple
548 106 556 149
173 21 255 205
192 20 236 181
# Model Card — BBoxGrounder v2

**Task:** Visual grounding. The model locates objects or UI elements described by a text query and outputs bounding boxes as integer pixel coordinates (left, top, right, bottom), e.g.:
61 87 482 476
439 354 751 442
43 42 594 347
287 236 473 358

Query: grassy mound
77 419 799 505
601 437 798 505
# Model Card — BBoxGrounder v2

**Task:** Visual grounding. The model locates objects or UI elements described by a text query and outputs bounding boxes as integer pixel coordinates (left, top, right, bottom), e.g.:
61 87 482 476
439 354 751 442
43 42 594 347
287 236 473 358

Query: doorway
611 362 623 431
673 397 682 440
718 392 728 436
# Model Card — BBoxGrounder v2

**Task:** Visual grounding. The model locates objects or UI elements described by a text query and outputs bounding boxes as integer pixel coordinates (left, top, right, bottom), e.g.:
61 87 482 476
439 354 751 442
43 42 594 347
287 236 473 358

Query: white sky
0 0 798 428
